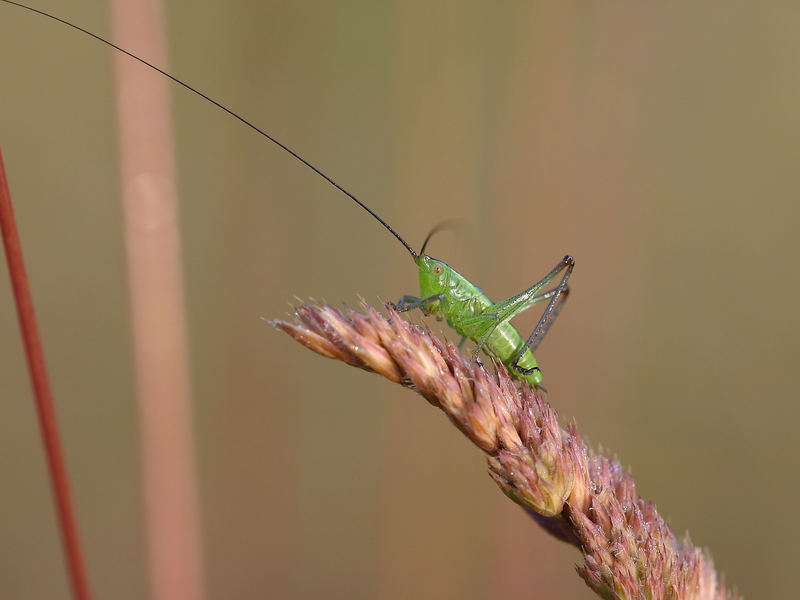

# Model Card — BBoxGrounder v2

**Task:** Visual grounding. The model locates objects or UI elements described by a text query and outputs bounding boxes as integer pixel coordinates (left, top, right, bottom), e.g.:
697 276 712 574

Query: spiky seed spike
273 301 740 600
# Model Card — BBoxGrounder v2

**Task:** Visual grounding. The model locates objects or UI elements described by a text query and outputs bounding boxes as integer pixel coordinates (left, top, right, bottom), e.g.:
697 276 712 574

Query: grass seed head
272 301 739 600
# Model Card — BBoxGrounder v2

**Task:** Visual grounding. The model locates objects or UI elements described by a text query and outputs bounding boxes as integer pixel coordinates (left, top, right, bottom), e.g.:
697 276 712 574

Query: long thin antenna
1 0 419 258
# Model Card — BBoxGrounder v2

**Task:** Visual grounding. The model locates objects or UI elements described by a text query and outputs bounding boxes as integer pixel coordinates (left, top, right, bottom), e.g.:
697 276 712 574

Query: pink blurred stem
110 1 206 599
0 149 93 600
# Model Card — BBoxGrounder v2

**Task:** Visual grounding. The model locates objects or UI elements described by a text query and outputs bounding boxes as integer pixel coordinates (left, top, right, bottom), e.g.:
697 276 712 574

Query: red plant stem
0 147 93 600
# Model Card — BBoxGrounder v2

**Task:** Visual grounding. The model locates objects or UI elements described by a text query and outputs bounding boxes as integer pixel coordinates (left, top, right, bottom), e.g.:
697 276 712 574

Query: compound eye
432 263 444 276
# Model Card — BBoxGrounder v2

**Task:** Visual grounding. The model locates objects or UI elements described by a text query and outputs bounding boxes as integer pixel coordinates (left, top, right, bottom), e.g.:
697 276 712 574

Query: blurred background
1 1 798 598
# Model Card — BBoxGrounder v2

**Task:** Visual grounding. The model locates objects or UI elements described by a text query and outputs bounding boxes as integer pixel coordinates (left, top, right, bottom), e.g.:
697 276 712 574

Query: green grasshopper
3 0 573 389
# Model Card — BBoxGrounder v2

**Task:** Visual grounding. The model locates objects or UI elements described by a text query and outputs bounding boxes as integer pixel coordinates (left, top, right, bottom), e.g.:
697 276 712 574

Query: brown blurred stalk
111 2 205 599
274 302 740 600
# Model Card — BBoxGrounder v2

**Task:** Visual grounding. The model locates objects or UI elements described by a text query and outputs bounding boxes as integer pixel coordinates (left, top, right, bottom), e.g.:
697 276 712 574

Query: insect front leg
394 293 447 317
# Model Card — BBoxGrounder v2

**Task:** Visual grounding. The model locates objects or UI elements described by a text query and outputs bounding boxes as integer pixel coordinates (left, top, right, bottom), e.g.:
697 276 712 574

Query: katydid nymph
395 243 573 389
3 0 574 390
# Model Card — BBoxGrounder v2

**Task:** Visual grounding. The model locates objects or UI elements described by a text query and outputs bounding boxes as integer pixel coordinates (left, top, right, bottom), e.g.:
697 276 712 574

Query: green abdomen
482 321 543 388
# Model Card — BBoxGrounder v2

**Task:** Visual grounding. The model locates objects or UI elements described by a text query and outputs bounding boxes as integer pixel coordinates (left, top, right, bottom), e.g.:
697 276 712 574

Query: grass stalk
0 147 93 600
111 2 205 598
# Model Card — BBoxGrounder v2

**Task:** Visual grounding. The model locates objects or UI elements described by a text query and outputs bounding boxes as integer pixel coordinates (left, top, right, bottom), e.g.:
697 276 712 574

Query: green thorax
414 255 542 388
416 255 490 318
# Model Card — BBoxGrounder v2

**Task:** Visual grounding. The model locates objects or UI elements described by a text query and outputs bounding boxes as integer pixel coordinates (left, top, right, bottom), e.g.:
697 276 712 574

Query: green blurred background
1 1 798 598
